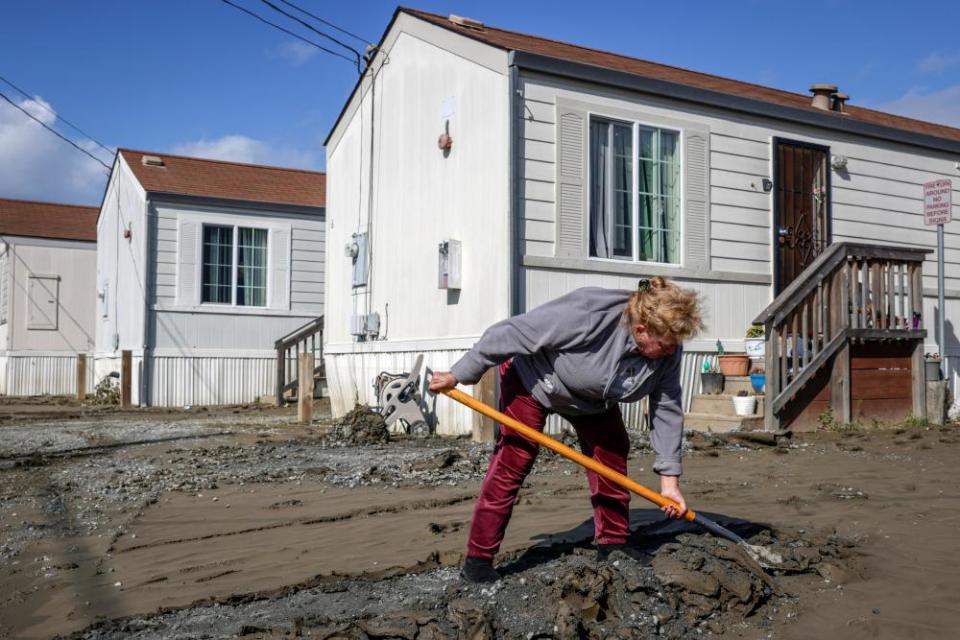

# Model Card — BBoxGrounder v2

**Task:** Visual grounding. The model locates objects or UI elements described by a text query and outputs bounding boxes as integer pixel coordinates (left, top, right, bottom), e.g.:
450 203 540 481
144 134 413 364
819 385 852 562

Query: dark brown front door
773 138 832 293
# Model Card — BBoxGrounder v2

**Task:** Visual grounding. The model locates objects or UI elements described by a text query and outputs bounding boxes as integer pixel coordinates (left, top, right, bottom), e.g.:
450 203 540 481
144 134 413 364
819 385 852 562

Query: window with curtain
201 224 268 306
236 227 267 306
589 118 681 264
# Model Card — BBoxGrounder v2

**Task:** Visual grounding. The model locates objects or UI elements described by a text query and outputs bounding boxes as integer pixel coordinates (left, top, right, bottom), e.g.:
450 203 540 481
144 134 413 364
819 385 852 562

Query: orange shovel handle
443 388 696 523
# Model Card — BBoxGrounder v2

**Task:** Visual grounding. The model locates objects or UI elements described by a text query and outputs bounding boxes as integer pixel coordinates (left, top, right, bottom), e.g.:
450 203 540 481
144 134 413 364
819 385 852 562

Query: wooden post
298 352 314 424
910 263 927 419
764 323 779 432
830 267 851 424
120 350 132 408
76 354 87 401
472 368 497 442
275 346 286 406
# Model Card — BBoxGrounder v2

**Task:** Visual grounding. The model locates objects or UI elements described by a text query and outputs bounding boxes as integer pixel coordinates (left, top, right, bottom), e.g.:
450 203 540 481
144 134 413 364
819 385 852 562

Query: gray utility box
438 239 461 289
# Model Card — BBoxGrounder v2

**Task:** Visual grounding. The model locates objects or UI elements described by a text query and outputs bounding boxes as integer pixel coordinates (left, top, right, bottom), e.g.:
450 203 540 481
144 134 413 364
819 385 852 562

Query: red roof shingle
0 198 98 242
119 149 325 209
403 8 960 145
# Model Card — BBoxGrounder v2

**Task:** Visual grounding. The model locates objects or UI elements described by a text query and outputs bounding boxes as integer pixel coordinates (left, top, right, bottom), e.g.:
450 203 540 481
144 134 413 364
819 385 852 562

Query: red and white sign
923 179 952 226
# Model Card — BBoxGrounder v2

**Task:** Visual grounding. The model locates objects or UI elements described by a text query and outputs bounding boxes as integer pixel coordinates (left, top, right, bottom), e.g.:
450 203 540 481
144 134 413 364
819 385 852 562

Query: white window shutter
683 128 711 271
269 227 291 309
176 220 199 306
555 105 588 257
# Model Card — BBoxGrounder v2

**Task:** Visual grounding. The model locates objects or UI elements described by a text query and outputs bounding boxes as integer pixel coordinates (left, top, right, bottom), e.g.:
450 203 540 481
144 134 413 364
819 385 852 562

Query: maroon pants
466 360 631 560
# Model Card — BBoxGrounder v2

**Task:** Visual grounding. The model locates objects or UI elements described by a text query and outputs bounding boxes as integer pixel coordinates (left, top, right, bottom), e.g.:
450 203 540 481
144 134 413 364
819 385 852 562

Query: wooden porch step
684 413 765 433
719 376 759 395
690 394 765 416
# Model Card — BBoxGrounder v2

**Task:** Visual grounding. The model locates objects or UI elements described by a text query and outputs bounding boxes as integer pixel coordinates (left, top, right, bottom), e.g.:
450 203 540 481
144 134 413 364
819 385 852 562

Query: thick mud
323 405 390 447
2 405 959 639
66 524 855 640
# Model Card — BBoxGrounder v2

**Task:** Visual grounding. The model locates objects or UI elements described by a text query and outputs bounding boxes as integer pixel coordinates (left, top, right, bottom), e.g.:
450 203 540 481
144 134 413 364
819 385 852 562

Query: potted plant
749 366 766 394
716 340 750 377
744 324 765 359
700 360 724 395
925 353 942 381
732 390 757 416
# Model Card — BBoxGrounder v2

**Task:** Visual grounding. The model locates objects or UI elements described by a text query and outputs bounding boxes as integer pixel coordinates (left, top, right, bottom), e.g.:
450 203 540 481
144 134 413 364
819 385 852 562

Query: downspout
2 239 12 351
140 196 152 406
508 54 521 317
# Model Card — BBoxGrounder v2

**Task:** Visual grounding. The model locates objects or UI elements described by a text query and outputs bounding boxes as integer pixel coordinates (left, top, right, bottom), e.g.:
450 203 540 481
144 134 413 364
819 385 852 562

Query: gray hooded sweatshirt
450 287 684 475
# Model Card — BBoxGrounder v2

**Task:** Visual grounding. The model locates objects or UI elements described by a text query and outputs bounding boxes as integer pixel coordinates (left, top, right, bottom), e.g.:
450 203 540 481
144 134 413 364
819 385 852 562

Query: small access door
773 138 832 293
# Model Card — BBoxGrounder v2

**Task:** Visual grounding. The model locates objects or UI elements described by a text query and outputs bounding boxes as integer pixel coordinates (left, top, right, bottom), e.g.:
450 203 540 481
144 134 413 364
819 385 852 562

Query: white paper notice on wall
924 179 952 226
441 96 456 120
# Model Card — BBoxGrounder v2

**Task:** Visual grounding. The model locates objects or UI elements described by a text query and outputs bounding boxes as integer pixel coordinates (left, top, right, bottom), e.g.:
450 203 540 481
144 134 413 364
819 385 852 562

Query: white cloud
875 85 960 128
917 52 960 75
171 134 318 168
0 95 111 205
273 41 319 66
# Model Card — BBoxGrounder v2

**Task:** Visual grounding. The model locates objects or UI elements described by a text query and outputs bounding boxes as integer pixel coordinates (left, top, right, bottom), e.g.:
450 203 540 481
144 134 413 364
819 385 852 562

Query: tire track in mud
0 432 235 469
112 493 477 554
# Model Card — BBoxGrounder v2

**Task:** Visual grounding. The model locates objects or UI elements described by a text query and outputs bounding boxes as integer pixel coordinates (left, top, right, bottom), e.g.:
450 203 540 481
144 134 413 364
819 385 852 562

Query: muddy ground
1 398 958 639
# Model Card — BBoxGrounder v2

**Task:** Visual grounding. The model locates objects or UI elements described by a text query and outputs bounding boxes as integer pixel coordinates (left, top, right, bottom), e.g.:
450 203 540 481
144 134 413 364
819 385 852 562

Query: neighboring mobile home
324 9 960 434
0 198 97 396
95 149 325 406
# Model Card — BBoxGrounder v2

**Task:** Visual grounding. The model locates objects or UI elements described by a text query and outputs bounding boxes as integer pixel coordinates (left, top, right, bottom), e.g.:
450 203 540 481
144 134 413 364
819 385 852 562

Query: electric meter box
438 239 461 289
350 314 367 337
351 232 368 288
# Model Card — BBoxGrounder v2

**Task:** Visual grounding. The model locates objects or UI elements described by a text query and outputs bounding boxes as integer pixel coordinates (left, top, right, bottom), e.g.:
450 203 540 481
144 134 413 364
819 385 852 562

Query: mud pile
72 527 856 640
325 405 390 446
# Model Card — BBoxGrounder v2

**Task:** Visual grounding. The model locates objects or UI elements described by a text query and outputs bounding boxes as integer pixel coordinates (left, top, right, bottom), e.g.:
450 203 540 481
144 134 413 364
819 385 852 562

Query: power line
276 0 371 46
0 73 115 157
257 0 361 65
0 90 111 172
216 0 360 69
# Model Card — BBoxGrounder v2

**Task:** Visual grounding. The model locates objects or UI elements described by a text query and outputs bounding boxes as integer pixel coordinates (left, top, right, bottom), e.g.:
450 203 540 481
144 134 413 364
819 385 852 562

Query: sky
1 0 959 206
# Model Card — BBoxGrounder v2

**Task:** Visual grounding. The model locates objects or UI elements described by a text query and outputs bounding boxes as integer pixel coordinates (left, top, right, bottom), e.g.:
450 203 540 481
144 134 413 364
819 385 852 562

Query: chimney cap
810 83 839 94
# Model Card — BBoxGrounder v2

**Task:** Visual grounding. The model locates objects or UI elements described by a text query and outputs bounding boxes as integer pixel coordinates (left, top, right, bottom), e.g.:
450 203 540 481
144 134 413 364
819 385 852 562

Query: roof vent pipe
448 14 484 30
809 84 838 110
832 92 850 113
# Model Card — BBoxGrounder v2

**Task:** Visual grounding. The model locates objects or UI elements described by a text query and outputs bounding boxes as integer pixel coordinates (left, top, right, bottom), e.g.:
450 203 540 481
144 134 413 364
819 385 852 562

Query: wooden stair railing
275 316 324 406
754 243 930 430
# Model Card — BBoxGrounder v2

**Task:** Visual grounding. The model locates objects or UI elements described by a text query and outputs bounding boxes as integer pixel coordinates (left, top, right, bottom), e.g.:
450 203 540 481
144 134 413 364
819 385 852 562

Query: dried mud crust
68 526 857 640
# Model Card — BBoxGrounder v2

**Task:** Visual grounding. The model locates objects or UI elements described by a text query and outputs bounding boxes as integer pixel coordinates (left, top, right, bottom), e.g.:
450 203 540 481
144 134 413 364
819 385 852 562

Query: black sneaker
596 543 652 566
461 556 501 583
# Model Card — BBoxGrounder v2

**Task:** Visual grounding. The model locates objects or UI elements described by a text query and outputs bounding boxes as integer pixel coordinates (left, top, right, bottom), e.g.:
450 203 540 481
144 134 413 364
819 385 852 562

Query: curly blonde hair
624 276 705 341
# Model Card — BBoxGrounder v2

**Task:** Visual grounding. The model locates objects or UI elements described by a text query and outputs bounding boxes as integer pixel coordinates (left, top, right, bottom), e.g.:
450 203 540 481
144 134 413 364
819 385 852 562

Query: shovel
441 387 782 570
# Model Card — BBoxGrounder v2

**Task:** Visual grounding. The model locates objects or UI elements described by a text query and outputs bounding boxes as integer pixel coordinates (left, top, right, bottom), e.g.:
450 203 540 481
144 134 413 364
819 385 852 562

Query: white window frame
587 113 685 267
199 222 270 309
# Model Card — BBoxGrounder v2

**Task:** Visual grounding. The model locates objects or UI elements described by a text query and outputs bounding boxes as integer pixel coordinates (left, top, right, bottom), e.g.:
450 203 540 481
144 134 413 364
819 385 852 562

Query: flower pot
718 354 750 377
744 338 765 358
925 360 942 381
700 372 724 395
732 395 757 416
750 373 766 394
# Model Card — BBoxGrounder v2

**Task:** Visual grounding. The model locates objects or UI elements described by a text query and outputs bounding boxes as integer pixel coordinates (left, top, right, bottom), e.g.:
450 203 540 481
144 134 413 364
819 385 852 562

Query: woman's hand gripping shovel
439 387 783 572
